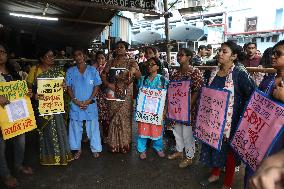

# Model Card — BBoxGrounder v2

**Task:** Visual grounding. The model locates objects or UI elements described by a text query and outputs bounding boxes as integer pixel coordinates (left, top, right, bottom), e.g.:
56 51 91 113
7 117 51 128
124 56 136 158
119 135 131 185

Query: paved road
1 126 245 189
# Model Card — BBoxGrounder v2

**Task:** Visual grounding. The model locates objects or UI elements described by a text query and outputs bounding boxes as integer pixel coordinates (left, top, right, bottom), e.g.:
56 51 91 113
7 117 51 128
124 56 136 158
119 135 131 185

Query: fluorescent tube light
9 12 58 21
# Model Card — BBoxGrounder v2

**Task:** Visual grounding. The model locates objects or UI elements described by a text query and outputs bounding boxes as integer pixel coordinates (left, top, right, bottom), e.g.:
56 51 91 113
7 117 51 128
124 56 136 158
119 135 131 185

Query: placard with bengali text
0 80 36 140
167 80 191 125
37 77 65 116
231 89 284 171
194 86 231 151
135 87 167 125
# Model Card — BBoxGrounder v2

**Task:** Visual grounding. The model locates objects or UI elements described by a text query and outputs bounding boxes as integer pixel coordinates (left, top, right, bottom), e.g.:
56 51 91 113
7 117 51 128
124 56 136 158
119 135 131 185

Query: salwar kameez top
200 64 256 168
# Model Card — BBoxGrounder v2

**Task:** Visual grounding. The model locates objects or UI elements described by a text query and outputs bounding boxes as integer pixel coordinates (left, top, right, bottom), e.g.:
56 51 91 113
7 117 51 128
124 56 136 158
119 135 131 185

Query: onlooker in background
242 42 261 67
192 45 207 66
137 51 147 64
204 44 214 64
242 42 263 86
256 49 262 57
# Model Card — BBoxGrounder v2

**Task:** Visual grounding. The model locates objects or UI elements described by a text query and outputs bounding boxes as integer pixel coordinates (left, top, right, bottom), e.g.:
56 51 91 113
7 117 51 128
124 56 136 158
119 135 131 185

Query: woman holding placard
27 48 73 165
244 41 284 189
101 41 141 153
167 48 203 168
0 42 33 188
199 41 255 189
136 57 168 159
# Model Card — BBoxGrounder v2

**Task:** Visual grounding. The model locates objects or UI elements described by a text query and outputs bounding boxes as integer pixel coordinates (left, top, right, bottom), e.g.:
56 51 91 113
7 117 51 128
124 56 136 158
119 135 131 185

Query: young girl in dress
136 57 168 159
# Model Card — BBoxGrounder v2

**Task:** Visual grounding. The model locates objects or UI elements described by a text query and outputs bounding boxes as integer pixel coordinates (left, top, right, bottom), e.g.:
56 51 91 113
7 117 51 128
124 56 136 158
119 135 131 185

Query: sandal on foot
17 166 34 175
200 177 219 186
139 152 147 160
3 176 18 188
74 150 82 160
93 152 100 159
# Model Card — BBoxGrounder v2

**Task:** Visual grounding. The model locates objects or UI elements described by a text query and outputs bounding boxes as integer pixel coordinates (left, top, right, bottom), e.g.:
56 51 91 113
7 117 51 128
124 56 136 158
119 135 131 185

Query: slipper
3 176 18 188
93 152 100 159
139 152 147 160
17 166 34 175
200 178 219 187
74 150 82 160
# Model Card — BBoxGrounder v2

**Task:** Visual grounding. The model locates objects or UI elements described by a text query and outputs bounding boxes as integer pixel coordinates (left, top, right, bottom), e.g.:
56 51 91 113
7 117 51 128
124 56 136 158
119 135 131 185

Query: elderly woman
101 41 141 153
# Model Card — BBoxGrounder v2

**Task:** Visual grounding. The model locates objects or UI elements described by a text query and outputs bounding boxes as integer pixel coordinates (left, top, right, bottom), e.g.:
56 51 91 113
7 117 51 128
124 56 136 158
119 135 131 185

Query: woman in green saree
27 48 73 165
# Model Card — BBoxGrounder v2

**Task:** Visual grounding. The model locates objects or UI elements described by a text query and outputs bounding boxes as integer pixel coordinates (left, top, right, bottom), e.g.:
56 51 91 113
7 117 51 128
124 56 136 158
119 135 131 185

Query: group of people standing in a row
0 39 283 189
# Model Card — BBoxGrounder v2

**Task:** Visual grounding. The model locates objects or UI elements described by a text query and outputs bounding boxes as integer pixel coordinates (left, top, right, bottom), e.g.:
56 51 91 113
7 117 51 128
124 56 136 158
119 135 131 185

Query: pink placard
194 87 230 151
231 90 284 171
167 80 191 124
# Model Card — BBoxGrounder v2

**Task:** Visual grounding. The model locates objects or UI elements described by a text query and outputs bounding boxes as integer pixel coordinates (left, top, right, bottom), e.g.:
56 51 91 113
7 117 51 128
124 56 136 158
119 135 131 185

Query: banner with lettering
167 80 191 125
231 89 284 171
0 80 37 140
37 77 65 116
0 80 28 100
135 87 167 125
194 87 231 151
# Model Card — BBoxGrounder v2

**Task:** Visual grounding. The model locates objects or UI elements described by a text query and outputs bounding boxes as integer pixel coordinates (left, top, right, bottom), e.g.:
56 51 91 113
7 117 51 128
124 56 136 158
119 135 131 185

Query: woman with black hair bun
199 41 256 189
101 41 141 153
27 48 73 165
0 42 33 188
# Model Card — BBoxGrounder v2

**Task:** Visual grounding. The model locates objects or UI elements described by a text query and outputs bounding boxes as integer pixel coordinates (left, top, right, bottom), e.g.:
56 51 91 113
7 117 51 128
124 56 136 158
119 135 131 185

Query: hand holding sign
0 96 10 107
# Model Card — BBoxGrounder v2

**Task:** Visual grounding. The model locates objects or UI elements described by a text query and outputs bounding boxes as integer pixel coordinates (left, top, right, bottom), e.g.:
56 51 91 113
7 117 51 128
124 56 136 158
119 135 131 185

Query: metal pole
163 0 171 66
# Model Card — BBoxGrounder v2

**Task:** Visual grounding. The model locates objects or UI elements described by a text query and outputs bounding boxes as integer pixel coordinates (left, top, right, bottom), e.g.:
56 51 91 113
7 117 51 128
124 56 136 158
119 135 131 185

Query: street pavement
1 125 245 189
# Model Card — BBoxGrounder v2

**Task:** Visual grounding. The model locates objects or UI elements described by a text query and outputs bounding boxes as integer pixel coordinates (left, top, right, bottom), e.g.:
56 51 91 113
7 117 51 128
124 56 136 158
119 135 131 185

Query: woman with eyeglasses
167 48 203 168
101 41 141 153
27 48 73 166
136 57 168 159
0 42 33 188
246 40 284 189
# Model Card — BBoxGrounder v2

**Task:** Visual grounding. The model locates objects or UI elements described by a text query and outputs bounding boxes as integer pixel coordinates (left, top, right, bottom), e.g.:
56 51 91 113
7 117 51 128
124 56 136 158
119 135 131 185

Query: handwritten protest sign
37 77 65 116
167 80 191 124
0 80 37 140
135 87 167 125
194 87 231 151
0 80 28 101
231 90 284 171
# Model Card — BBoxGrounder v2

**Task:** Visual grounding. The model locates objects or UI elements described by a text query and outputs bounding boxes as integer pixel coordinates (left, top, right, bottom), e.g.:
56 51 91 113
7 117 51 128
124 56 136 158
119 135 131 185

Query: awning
169 25 204 41
0 0 117 48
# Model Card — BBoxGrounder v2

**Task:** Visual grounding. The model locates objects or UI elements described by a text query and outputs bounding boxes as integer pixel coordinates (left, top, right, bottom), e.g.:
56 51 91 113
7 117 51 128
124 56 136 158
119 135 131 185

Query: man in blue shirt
66 49 102 159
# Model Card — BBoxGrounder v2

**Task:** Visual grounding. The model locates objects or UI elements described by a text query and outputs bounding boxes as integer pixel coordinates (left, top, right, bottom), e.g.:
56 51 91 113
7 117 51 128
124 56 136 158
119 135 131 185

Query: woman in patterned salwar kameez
101 41 141 153
27 48 73 165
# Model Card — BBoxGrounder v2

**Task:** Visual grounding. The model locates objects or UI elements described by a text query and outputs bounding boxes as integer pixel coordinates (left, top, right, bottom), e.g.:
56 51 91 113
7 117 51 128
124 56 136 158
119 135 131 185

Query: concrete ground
1 125 245 189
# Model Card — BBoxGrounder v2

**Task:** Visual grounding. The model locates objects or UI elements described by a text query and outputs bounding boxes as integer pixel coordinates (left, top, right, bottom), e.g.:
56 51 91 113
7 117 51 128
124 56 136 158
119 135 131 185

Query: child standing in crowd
136 57 168 159
168 48 203 168
245 40 284 189
66 49 102 159
199 41 256 189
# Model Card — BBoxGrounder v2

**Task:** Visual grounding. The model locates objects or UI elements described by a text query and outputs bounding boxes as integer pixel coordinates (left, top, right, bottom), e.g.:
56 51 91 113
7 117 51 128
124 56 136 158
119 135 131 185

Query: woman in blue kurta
136 57 168 159
199 41 256 189
245 41 284 189
66 49 102 159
